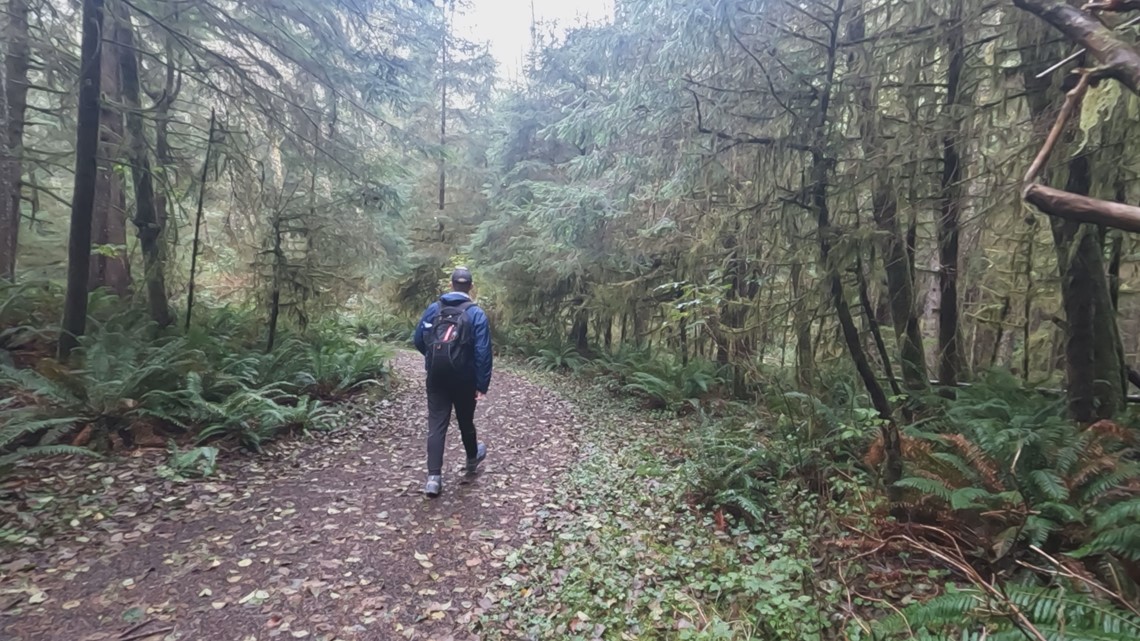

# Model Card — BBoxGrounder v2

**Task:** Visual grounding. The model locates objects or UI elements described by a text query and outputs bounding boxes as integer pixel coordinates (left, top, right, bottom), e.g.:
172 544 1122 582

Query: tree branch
1084 0 1140 12
1023 183 1140 233
1023 70 1091 184
687 89 813 152
1013 0 1140 92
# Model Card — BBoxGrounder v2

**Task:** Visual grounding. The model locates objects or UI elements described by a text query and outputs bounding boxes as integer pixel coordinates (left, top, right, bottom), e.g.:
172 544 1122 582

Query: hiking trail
1 351 580 641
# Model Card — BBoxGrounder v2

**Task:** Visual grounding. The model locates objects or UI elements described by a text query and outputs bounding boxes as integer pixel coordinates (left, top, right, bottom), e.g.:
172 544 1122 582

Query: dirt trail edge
1 351 580 641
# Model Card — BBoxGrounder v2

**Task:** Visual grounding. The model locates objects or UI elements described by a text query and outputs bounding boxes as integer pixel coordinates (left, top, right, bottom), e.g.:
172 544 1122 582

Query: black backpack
426 298 475 381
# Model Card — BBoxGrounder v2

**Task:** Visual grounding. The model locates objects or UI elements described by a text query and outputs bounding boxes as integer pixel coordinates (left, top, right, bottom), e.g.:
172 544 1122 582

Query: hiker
413 267 493 497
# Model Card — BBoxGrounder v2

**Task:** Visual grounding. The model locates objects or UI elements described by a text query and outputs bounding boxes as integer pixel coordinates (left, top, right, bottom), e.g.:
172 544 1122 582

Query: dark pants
426 380 478 475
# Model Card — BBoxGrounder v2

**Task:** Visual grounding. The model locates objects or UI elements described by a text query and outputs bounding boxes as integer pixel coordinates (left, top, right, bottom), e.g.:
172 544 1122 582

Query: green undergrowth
482 371 845 640
495 353 1140 640
1 285 395 475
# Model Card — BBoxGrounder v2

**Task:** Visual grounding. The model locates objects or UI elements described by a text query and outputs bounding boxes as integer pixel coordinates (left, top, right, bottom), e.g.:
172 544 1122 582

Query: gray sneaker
424 475 442 497
466 442 487 475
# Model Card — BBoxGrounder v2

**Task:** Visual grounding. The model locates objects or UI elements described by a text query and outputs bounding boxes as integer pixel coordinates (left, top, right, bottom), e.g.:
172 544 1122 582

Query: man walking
413 267 492 497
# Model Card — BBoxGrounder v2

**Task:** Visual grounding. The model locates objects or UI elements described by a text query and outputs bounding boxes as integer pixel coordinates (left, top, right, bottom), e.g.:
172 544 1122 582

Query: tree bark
115 8 171 327
1108 230 1123 310
266 206 283 353
151 31 180 234
59 0 106 359
790 261 815 389
0 0 29 280
1051 154 1126 421
571 309 589 353
90 11 130 296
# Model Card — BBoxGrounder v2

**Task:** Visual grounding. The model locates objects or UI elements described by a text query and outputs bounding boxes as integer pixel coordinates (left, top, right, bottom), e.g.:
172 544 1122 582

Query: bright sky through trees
453 0 613 77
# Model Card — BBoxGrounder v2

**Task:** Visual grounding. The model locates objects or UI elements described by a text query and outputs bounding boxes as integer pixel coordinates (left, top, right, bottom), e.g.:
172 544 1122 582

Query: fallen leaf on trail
466 557 482 567
238 559 253 567
238 589 270 606
122 606 144 622
61 600 81 610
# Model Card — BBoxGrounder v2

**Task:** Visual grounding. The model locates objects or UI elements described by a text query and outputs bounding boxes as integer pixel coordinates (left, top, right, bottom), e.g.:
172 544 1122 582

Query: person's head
450 267 473 294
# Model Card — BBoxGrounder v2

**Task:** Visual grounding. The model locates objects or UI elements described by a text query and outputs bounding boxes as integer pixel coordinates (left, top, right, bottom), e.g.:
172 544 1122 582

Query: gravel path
1 352 580 641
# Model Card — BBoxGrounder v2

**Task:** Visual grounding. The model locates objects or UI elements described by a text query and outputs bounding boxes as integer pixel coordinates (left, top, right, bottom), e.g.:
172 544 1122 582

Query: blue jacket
413 292 493 392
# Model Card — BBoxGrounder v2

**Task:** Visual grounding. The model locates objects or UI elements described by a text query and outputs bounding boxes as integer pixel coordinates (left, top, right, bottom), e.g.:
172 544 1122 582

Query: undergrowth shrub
683 417 773 523
526 343 586 372
894 372 1140 560
587 348 729 412
876 581 1140 641
1 305 393 473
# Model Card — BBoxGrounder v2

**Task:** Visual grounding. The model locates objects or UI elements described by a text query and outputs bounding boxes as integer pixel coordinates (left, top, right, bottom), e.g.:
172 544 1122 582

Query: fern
526 344 585 372
0 444 99 470
882 583 1140 641
895 477 956 503
894 373 1140 562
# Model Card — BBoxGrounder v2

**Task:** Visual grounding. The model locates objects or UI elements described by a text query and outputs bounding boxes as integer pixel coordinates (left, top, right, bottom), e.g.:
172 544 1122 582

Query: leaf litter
1 352 580 640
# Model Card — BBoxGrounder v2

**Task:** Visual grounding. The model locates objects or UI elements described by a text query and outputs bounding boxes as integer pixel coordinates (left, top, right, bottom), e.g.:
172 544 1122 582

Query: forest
3 0 1140 640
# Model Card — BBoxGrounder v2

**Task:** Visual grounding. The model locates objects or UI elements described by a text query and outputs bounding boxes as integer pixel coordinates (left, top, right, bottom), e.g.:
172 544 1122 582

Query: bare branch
686 89 813 153
1023 183 1140 233
1023 70 1091 185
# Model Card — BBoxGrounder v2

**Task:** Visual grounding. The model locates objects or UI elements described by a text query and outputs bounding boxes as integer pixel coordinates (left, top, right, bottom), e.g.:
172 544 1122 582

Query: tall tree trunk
791 261 814 389
437 5 448 212
185 109 216 331
849 4 928 394
0 22 8 283
0 0 29 280
266 207 283 353
875 189 929 392
1052 154 1125 421
571 309 588 353
1019 40 1127 421
811 0 891 420
90 12 130 296
811 0 899 497
59 0 105 359
856 252 901 397
151 33 180 235
116 9 171 327
936 2 967 387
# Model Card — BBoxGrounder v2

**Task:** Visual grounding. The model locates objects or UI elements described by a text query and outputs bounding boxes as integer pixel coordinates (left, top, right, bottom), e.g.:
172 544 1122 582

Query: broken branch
1023 184 1140 233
